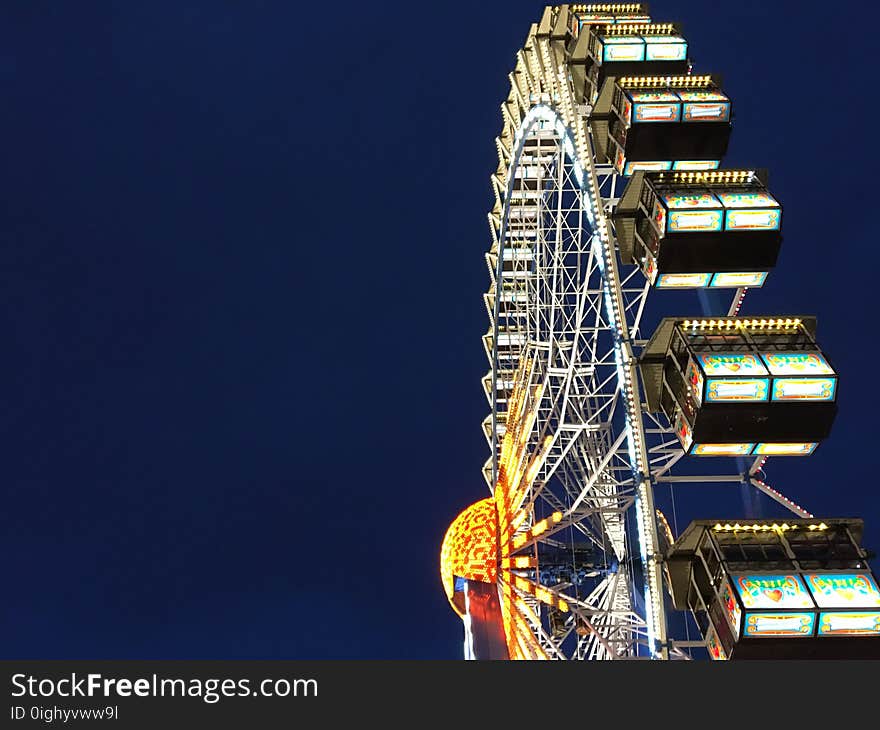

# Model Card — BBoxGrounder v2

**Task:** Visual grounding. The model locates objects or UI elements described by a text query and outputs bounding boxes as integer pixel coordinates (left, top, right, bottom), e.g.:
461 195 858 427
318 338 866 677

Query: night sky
2 1 879 659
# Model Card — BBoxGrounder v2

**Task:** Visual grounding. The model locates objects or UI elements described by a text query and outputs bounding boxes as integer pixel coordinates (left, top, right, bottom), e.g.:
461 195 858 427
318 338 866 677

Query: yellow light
712 521 816 533
579 3 643 11
606 21 674 36
439 498 499 616
679 316 809 332
531 518 549 537
510 508 529 533
658 169 753 185
521 435 553 489
618 74 712 90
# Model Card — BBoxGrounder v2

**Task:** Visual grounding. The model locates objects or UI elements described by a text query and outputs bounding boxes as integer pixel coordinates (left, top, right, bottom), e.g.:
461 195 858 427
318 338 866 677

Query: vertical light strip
573 111 668 659
538 34 667 656
462 581 476 660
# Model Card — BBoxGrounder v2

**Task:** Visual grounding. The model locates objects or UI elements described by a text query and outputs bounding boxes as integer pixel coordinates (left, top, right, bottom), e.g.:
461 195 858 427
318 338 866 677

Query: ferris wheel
440 3 880 661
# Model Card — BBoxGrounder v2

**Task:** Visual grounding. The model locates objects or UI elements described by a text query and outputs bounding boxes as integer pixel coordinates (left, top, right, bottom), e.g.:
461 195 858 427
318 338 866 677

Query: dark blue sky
1 1 878 659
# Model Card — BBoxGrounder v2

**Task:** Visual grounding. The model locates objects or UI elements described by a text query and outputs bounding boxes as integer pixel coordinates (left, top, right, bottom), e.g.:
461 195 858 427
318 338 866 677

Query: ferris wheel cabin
640 317 838 457
665 519 880 659
571 19 688 107
600 75 731 175
613 169 781 288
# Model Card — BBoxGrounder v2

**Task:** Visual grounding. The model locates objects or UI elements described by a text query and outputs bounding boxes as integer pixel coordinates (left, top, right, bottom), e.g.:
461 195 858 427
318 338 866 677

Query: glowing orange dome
439 498 499 615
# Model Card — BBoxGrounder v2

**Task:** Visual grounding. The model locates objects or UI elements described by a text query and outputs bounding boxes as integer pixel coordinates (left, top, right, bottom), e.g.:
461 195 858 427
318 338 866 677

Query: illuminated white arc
491 103 665 657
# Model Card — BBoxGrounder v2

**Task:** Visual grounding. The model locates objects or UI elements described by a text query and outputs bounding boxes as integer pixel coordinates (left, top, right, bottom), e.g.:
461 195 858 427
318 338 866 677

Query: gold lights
529 511 564 538
502 556 536 570
711 522 829 533
572 3 645 12
656 509 675 546
680 317 802 330
652 169 755 185
439 498 499 615
604 22 675 35
510 511 563 549
512 575 570 613
618 75 712 89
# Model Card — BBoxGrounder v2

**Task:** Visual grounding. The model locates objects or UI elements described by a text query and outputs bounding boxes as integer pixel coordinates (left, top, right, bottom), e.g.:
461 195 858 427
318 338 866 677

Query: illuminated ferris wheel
440 3 880 660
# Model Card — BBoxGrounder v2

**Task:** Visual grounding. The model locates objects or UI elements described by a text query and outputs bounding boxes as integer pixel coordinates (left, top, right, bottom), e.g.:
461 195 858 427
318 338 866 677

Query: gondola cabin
567 4 653 110
608 75 731 175
640 317 838 456
575 21 689 105
666 519 880 659
613 169 782 288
